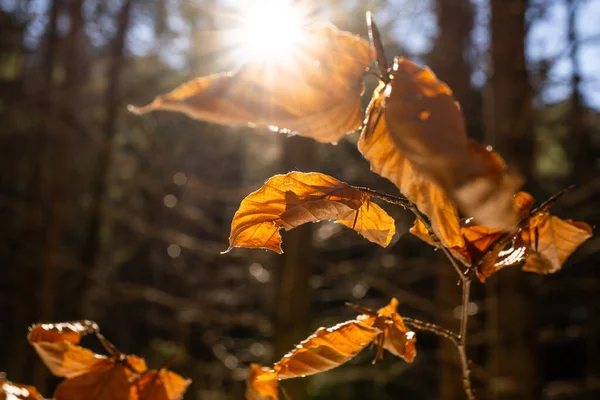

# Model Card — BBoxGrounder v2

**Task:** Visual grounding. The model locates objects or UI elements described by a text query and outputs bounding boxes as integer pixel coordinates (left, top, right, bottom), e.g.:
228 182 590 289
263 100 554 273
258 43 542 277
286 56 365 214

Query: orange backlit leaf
521 214 592 274
52 354 147 400
131 369 191 400
361 57 522 230
28 322 149 400
0 376 44 400
53 360 132 400
410 191 541 267
359 81 463 248
246 364 278 400
356 298 417 363
382 313 417 363
129 24 374 143
475 233 526 282
258 320 380 380
410 189 590 281
225 172 395 253
27 321 101 379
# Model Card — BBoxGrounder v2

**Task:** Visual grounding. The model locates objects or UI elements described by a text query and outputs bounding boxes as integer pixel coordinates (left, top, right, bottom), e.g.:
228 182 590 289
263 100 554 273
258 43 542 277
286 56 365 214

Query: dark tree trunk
485 1 540 399
79 0 135 313
428 2 476 398
32 0 64 391
272 135 315 400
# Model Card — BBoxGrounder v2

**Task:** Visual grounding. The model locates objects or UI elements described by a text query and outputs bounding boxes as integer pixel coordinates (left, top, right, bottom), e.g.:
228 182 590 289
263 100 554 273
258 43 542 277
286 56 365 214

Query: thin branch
403 317 459 345
355 186 466 280
408 204 466 280
356 183 475 397
457 279 475 400
354 186 410 207
531 185 574 214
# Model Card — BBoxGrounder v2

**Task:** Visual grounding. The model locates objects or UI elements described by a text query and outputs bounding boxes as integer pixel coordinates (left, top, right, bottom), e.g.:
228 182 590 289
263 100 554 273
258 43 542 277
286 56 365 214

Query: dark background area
1 0 599 399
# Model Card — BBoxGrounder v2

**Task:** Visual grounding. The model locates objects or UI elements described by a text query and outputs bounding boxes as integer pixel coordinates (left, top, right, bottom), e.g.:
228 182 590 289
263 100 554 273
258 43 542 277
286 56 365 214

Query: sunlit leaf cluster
1 321 190 400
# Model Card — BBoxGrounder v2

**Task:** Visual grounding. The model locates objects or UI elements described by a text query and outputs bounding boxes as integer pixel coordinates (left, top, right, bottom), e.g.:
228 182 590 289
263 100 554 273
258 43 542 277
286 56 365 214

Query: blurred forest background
1 0 600 399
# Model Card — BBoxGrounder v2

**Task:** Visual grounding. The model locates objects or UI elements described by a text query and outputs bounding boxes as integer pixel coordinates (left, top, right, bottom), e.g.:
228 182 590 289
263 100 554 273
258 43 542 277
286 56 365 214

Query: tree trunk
80 0 135 313
272 135 315 400
428 2 476 399
32 0 64 391
485 1 540 399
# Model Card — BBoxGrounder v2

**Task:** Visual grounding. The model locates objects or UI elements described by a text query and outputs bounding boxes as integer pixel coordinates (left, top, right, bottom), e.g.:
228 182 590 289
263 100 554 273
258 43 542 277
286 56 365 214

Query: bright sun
232 0 307 63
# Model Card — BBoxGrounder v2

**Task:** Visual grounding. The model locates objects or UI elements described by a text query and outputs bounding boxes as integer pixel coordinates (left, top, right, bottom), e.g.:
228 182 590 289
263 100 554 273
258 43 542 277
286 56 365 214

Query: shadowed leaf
359 81 463 248
225 172 395 253
129 24 374 143
131 369 191 400
410 191 539 267
361 57 522 230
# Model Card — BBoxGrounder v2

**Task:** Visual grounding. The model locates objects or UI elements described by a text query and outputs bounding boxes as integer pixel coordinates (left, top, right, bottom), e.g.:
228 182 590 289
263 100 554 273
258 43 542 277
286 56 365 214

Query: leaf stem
366 11 390 83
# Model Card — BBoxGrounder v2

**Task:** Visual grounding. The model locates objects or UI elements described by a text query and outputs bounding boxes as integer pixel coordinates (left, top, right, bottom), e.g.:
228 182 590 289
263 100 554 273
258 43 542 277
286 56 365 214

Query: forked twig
354 186 474 399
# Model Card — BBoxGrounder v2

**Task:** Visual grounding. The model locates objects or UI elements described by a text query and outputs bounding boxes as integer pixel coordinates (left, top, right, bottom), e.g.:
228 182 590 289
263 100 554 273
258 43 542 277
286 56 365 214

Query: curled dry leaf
356 298 417 363
246 364 278 400
129 24 374 143
258 320 380 380
410 190 592 281
520 214 592 274
361 57 522 231
359 81 463 248
28 321 148 400
53 356 145 400
27 321 100 379
225 172 395 253
1 376 44 400
410 191 537 267
131 369 191 400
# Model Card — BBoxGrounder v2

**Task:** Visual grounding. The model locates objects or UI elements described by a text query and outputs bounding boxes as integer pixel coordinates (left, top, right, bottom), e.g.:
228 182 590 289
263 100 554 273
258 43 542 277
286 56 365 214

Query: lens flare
231 0 308 64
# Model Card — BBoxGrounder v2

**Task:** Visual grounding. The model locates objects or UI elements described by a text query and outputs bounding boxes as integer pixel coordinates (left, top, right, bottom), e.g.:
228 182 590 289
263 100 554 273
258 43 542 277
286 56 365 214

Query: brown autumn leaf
361 57 522 230
359 81 463 248
0 375 44 400
225 171 395 253
355 298 416 363
129 24 374 143
53 357 145 400
246 364 278 400
28 321 148 400
410 191 537 266
444 192 594 281
28 321 101 379
521 214 592 274
131 369 191 400
258 320 380 381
